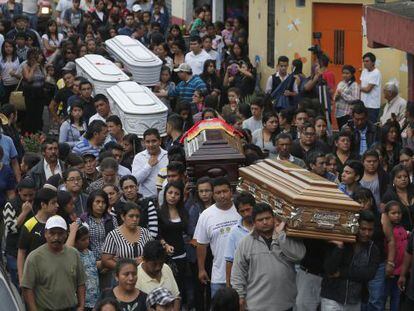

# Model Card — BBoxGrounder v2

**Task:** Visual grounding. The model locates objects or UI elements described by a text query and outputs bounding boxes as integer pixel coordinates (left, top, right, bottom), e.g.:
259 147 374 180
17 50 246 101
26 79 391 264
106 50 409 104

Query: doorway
313 3 363 84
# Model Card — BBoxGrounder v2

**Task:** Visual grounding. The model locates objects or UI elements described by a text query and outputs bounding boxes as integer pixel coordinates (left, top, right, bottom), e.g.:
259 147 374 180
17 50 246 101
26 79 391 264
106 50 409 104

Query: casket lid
75 54 130 82
239 159 361 210
107 81 168 115
105 35 163 65
184 128 245 161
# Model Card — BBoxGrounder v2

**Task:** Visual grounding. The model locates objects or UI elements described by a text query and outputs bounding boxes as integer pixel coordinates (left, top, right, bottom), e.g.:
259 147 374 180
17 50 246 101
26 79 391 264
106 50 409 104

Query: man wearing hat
160 63 206 104
82 151 100 187
146 287 175 311
21 215 86 311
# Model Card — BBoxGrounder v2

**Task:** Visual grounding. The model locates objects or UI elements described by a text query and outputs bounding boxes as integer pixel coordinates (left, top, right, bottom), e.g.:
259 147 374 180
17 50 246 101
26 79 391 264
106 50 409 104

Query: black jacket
28 159 65 190
343 121 380 155
321 242 380 305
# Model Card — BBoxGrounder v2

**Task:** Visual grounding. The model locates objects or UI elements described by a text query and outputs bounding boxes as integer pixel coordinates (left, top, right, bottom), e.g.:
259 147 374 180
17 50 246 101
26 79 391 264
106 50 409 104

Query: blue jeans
361 262 385 311
366 108 380 124
6 255 19 289
384 277 400 311
23 12 38 29
210 283 226 299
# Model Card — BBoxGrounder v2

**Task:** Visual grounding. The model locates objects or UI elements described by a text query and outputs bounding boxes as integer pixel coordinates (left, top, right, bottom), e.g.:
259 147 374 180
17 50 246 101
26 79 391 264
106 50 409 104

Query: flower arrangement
21 132 46 153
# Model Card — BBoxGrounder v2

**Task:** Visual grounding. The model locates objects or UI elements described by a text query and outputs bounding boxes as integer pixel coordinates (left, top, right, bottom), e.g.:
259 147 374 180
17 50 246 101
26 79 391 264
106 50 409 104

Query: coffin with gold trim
238 159 361 242
183 119 246 188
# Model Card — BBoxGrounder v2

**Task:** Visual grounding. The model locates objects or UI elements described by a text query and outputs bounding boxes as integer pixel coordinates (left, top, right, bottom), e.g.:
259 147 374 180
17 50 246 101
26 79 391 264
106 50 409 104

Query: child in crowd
222 87 241 119
74 225 100 311
154 66 175 112
15 32 29 62
20 152 41 178
121 133 142 171
384 201 408 311
191 88 206 119
190 7 205 36
175 101 194 132
222 19 234 47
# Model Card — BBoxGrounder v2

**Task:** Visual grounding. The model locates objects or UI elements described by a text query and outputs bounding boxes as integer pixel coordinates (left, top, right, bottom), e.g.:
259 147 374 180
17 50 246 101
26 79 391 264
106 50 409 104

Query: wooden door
313 3 363 85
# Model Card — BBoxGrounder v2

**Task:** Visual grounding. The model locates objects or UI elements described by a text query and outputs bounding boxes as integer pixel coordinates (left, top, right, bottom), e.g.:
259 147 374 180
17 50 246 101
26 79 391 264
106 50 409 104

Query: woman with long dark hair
22 47 46 133
381 164 414 231
200 59 222 95
158 180 189 306
335 65 360 128
120 134 142 171
42 20 64 60
252 111 280 156
59 101 87 148
375 120 402 172
0 39 20 105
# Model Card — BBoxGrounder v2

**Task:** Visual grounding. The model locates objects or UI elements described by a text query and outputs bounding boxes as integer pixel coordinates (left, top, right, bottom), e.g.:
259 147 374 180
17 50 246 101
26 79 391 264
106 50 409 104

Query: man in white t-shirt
360 52 382 124
185 35 212 76
194 177 241 299
55 0 73 22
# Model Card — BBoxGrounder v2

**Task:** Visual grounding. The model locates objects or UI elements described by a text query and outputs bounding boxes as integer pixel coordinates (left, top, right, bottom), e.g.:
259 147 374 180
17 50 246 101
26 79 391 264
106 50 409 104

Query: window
334 30 345 65
296 0 306 7
267 0 275 68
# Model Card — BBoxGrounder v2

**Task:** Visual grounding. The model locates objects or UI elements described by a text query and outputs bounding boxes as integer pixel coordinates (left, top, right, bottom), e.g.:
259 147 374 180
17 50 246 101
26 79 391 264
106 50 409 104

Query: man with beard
137 240 181 311
273 132 306 168
21 215 86 311
231 203 305 311
132 128 168 199
28 138 65 190
224 192 255 287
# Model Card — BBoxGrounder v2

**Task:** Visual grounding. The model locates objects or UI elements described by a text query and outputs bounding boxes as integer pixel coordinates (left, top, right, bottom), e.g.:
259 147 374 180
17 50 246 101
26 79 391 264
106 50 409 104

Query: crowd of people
0 1 414 311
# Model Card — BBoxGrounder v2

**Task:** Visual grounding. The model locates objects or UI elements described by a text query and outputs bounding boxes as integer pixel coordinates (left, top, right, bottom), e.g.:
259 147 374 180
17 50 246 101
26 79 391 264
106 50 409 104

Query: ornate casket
238 159 361 242
183 119 246 188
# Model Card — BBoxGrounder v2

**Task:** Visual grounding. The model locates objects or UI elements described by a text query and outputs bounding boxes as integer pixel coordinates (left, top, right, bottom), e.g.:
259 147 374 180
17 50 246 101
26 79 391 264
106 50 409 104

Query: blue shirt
0 164 16 208
72 137 101 158
359 127 368 156
118 26 134 37
168 75 207 104
224 218 251 262
0 134 18 165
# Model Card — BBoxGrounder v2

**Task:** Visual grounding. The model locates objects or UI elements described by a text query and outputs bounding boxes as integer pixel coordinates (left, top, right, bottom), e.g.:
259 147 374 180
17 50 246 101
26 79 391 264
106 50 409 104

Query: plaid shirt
335 81 360 118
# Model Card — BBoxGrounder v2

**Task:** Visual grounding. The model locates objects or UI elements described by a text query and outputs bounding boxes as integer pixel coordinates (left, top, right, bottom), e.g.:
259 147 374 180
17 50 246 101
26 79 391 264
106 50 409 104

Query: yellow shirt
136 263 180 298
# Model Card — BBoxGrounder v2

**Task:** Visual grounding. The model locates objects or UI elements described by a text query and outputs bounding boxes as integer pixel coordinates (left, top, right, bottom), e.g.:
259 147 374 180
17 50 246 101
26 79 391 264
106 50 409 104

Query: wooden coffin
184 119 246 188
238 159 361 242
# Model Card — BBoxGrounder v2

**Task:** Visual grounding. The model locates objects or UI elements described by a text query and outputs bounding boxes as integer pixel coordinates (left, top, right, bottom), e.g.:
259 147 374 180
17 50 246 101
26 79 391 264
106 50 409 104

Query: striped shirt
168 75 207 104
102 227 153 259
73 137 102 158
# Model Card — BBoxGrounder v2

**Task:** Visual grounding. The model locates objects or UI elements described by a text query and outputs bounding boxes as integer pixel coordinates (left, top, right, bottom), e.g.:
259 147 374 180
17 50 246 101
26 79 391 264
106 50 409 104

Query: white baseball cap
45 215 68 231
132 4 142 12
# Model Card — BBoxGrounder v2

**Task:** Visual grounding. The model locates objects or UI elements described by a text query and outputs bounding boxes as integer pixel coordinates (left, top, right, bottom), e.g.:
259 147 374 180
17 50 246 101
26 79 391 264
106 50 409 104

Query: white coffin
75 54 130 97
107 81 168 137
105 35 162 86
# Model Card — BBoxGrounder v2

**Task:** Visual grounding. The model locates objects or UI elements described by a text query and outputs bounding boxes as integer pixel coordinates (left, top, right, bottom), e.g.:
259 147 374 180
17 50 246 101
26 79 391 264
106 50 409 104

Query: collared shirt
224 218 251 262
265 72 289 94
136 263 180 298
131 148 168 198
359 127 368 156
44 160 62 180
380 95 407 127
73 137 102 158
276 154 295 162
168 75 207 104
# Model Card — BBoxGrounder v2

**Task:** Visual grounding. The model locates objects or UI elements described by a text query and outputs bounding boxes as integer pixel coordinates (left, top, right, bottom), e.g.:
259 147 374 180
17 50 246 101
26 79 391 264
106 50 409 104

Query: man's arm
196 243 210 284
76 284 86 310
398 251 413 291
17 248 26 285
382 213 396 277
11 158 21 182
225 261 233 287
360 84 375 93
22 288 38 311
230 241 248 307
131 154 154 184
173 299 180 311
